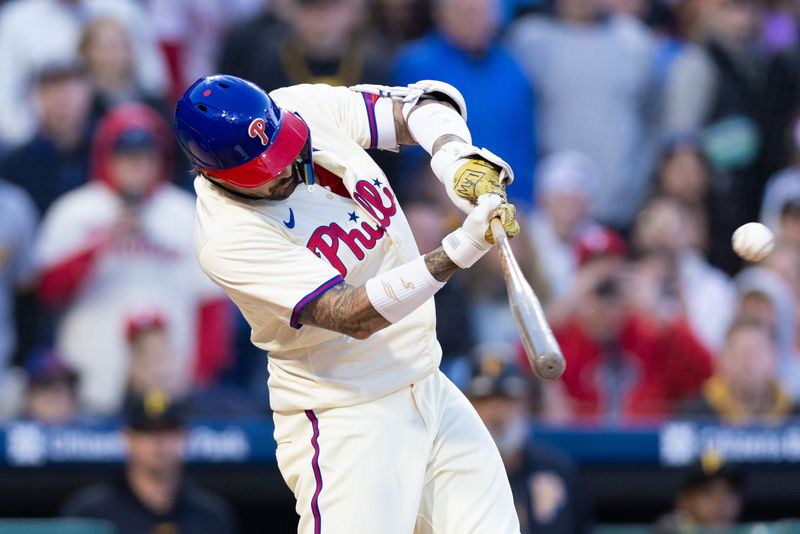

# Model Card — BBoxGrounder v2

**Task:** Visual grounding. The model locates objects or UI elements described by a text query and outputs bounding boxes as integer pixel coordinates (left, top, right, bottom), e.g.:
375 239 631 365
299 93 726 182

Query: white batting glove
442 194 502 268
430 142 515 214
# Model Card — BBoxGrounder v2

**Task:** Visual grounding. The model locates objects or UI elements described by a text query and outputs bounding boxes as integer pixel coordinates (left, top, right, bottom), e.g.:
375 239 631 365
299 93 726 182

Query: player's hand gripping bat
490 218 566 380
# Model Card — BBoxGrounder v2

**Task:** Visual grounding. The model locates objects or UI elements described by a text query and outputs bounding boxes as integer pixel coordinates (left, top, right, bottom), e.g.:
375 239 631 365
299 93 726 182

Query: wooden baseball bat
490 218 566 380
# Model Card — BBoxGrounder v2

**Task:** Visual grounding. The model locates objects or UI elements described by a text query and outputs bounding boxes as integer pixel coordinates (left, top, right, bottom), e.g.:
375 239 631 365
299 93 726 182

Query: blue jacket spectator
393 0 537 209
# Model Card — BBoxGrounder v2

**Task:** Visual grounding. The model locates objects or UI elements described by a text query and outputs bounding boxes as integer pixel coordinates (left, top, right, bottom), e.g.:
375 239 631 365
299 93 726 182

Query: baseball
732 222 774 262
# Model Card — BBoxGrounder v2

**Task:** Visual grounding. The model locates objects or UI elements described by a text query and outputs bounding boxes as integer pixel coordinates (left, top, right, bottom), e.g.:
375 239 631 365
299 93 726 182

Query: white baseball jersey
196 84 442 412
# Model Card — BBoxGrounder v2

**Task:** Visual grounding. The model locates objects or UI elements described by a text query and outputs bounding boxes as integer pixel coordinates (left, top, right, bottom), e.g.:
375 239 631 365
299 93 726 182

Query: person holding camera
548 227 713 423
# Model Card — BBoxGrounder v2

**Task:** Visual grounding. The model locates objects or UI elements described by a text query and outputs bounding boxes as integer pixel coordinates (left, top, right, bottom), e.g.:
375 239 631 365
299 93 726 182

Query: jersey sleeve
197 224 345 330
270 84 397 151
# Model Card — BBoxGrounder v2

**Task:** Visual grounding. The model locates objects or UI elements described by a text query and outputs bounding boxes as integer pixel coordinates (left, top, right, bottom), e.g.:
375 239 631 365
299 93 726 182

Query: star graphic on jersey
372 178 382 187
348 211 360 223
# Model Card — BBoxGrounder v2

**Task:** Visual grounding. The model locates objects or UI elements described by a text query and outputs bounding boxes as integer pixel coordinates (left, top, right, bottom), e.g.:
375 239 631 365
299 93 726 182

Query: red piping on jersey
305 410 323 534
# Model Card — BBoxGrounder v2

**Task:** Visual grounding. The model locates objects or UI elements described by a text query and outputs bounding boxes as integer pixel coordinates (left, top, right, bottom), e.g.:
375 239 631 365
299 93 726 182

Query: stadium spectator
651 133 741 273
217 3 287 86
79 17 168 125
507 0 657 227
736 289 781 332
468 344 592 533
678 319 799 423
760 119 800 233
148 0 263 102
124 311 187 406
22 349 80 425
372 0 432 50
660 0 718 134
393 0 537 208
551 228 713 422
34 104 231 414
62 391 238 534
775 198 800 248
0 0 167 148
761 17 800 181
653 453 744 532
526 151 602 302
0 180 37 374
218 0 386 94
653 139 707 208
694 0 768 225
0 63 93 216
632 195 736 350
124 309 264 418
735 249 800 399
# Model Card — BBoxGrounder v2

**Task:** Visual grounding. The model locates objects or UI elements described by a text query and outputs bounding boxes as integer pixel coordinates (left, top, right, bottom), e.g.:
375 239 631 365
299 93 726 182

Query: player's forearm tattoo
300 248 457 339
424 246 460 283
431 134 463 155
300 283 390 340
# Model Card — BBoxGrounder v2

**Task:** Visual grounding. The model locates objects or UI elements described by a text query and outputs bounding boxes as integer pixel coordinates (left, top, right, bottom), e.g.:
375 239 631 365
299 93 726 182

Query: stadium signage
2 422 253 467
660 422 800 465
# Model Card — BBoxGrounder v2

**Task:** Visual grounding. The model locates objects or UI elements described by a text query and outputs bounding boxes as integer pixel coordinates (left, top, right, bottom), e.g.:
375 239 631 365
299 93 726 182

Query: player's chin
268 177 300 200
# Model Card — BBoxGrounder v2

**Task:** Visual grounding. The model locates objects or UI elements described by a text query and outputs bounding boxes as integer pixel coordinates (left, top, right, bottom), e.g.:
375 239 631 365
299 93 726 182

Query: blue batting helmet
174 75 312 188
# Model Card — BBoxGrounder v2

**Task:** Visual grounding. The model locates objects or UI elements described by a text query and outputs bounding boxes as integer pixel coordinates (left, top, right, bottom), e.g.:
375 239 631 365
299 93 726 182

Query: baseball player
174 74 522 533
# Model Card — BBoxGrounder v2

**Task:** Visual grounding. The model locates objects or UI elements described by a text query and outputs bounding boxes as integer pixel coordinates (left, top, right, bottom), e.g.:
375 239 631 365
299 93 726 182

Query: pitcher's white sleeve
270 84 397 151
197 224 345 329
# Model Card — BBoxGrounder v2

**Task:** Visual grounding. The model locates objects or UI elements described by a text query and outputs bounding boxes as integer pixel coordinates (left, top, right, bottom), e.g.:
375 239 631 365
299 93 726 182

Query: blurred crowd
2 0 796 424
2 0 800 529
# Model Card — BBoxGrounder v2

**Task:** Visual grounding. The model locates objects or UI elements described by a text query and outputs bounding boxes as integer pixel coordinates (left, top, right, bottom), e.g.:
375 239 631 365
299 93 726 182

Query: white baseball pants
273 370 520 534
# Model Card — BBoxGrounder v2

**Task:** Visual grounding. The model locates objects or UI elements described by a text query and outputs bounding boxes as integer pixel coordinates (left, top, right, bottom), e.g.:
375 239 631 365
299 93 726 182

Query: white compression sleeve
365 256 446 324
406 102 472 154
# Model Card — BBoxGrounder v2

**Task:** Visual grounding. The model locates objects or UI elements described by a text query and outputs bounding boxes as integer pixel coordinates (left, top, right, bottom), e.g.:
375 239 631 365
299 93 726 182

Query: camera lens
594 278 620 298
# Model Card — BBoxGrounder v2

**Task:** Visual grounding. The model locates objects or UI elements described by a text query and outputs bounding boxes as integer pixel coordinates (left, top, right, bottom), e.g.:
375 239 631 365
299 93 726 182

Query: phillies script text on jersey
306 179 397 277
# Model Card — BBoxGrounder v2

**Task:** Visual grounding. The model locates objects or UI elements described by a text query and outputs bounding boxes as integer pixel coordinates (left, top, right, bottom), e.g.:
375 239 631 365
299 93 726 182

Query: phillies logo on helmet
248 118 269 145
